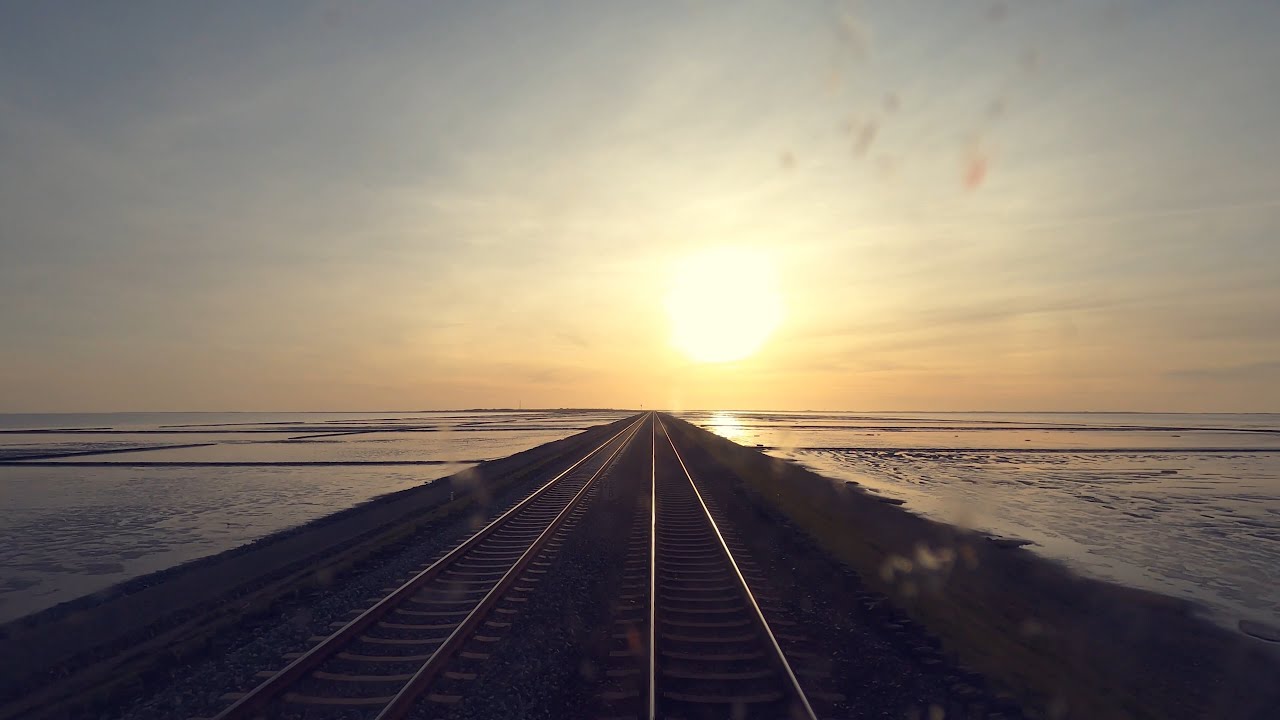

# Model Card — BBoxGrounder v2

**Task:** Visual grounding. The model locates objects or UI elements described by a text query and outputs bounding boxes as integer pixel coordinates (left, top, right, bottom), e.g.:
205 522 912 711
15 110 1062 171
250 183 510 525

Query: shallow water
682 411 1280 637
0 410 626 623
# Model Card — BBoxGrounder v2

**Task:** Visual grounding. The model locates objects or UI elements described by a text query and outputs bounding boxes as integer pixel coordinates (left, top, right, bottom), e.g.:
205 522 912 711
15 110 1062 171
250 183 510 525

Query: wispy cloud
1168 361 1280 382
1 1 1278 410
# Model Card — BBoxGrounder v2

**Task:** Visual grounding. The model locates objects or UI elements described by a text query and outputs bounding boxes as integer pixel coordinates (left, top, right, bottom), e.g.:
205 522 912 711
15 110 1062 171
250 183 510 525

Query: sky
1 0 1278 412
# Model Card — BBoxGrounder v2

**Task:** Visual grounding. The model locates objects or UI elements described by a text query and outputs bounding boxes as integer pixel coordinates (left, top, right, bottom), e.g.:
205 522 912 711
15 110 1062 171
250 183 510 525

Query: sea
1 410 1276 642
0 411 627 622
679 411 1280 639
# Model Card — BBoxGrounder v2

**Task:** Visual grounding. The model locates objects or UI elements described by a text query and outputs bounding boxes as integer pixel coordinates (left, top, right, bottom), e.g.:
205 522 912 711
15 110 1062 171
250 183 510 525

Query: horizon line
2 409 1277 415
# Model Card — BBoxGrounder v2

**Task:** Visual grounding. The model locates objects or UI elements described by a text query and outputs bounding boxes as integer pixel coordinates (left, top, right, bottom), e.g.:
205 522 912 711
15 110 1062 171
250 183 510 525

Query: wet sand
0 418 630 718
3 414 1275 720
0 412 625 623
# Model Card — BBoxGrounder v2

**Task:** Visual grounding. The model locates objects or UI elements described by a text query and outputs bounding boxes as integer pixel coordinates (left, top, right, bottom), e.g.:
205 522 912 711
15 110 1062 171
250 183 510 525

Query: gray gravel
109 480 541 720
422 423 1026 720
677 438 1027 720
105 416 1025 720
420 433 650 720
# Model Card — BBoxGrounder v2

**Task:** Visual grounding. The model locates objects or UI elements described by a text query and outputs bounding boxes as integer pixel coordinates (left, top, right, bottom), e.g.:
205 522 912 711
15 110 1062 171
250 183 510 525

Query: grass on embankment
663 415 1279 720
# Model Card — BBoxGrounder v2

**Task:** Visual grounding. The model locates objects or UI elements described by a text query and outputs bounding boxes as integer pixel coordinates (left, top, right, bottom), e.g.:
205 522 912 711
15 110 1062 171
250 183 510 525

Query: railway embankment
0 416 636 720
661 414 1280 720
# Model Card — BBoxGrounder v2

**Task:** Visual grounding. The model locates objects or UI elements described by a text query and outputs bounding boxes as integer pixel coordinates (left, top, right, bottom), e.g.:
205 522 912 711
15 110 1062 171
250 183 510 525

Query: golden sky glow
1 2 1278 412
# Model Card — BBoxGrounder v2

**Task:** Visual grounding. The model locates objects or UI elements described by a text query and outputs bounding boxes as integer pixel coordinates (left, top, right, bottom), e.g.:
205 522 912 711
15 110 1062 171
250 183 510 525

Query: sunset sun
665 246 783 363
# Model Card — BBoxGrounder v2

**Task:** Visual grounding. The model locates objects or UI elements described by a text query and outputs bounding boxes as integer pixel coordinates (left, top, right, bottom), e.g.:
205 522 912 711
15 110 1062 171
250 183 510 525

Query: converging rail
650 416 819 719
596 416 823 719
212 415 646 720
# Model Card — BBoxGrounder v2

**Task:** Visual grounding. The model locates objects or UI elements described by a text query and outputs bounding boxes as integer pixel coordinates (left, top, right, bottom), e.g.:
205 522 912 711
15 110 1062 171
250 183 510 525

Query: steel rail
655 416 819 720
374 416 644 718
647 412 658 720
213 414 645 720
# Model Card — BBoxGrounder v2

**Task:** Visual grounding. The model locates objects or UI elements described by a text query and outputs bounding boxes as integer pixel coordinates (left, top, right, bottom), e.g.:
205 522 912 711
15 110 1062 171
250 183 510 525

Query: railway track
210 414 646 720
597 416 839 720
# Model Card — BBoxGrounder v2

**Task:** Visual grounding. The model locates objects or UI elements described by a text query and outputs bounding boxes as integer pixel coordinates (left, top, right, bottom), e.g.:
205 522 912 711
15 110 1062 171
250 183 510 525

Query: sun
665 246 783 363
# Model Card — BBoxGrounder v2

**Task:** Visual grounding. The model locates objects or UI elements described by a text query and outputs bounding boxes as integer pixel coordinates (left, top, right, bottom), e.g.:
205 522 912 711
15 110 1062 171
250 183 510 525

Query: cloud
556 331 590 349
1167 361 1280 383
3 1 1280 411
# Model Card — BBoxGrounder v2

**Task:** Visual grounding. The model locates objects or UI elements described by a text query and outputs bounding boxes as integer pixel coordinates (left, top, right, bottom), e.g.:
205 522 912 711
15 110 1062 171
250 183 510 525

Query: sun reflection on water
706 412 750 444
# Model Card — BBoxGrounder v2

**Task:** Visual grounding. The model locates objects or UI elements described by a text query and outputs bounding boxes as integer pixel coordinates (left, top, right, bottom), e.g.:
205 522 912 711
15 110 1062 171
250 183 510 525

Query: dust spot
879 553 914 581
1020 48 1041 73
853 121 878 157
914 543 955 571
963 145 989 189
835 4 873 59
824 64 844 96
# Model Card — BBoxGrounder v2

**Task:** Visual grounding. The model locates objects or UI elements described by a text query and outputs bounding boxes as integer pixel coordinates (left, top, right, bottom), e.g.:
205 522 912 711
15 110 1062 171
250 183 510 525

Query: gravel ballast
422 421 651 720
